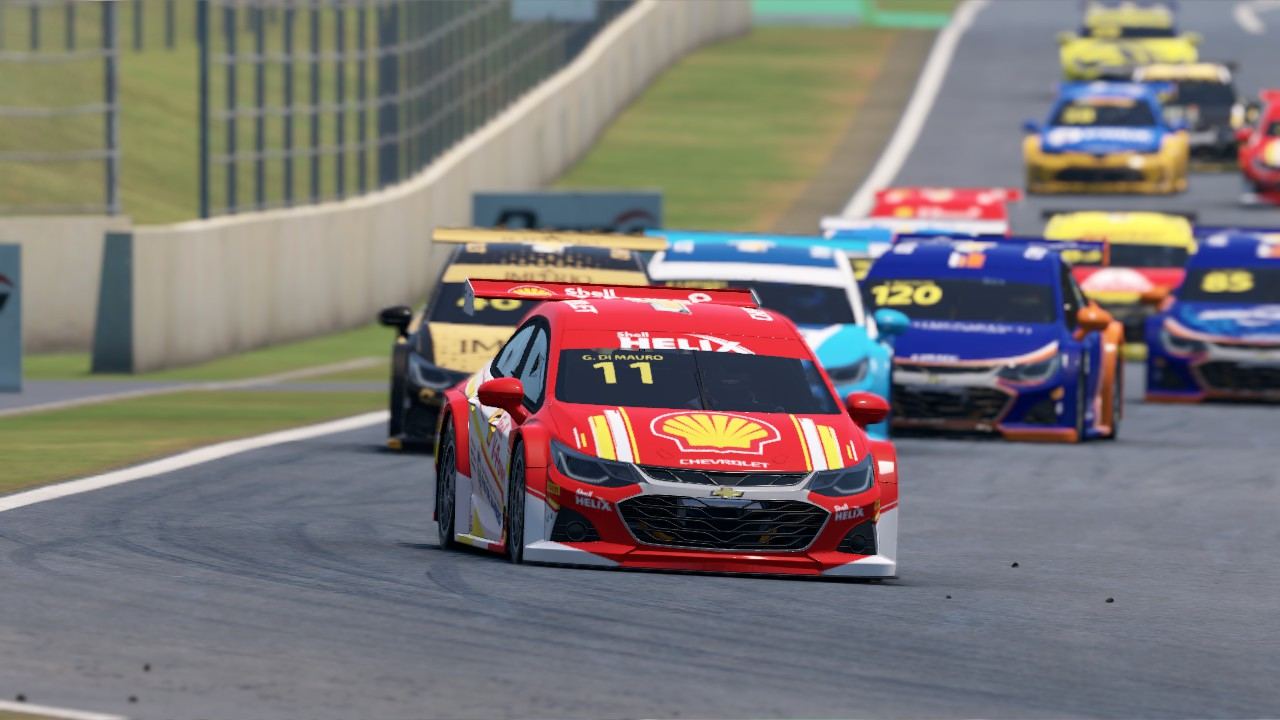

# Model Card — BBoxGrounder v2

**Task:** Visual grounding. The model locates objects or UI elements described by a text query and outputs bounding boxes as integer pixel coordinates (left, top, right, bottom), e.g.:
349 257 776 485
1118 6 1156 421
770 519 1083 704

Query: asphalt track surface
3 3 1280 719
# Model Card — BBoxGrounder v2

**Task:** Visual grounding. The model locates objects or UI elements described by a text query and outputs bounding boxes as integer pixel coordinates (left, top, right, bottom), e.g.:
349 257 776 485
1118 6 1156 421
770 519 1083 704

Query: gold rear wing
432 227 667 252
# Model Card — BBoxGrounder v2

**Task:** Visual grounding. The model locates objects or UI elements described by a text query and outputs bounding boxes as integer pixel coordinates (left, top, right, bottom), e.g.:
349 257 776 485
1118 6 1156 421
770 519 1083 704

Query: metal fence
0 0 630 219
200 0 629 218
0 0 122 215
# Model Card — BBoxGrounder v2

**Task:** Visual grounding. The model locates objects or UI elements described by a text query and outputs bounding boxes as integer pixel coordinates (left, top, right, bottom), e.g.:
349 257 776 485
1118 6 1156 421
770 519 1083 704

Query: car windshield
1267 120 1280 138
1178 267 1280 303
428 282 535 326
1051 99 1156 127
743 282 858 325
555 349 839 414
864 277 1058 324
1094 26 1176 38
1170 81 1235 107
1109 243 1190 268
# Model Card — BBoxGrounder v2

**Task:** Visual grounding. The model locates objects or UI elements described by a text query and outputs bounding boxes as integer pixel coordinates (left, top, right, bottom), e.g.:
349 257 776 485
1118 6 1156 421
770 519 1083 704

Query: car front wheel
505 443 527 564
435 421 459 550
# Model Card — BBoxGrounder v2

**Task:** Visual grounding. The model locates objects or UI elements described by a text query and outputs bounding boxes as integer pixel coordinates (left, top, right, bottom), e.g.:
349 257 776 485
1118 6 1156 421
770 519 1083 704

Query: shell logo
509 285 555 297
651 412 781 455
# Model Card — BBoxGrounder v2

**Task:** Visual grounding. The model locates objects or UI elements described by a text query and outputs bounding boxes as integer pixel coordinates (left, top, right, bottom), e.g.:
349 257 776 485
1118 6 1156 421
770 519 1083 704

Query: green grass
25 322 391 381
556 26 898 231
0 389 382 494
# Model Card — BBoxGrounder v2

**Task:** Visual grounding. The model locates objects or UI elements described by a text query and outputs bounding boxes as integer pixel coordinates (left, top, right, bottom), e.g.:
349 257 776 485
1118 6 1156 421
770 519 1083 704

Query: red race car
871 186 1023 229
432 279 900 578
1237 90 1280 204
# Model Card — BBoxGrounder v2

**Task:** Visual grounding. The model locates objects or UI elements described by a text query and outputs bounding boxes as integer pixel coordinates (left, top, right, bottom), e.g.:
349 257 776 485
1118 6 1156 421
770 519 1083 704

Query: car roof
867 241 1061 284
1190 233 1280 267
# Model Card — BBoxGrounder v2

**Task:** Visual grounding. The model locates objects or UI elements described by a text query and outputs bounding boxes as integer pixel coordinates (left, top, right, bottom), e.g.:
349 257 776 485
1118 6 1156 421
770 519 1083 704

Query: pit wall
16 0 751 368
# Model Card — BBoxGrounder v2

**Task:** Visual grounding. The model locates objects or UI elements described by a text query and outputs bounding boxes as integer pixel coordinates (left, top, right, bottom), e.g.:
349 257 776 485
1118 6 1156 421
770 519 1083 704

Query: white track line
1235 0 1280 34
840 0 990 217
0 700 126 720
0 411 388 513
0 356 381 420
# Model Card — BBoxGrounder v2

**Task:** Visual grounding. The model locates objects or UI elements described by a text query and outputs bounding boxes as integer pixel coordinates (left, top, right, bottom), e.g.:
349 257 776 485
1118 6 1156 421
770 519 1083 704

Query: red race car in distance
1237 90 1280 204
432 279 900 578
871 186 1023 230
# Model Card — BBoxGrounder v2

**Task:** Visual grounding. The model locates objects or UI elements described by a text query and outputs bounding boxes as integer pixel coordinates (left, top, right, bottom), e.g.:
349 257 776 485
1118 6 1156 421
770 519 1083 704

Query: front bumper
891 364 1080 442
1026 152 1182 195
519 464 899 578
1147 340 1280 402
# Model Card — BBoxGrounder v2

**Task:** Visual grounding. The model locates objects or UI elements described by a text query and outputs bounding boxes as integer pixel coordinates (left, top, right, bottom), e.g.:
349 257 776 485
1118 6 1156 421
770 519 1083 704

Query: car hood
796 323 878 367
1041 126 1163 154
547 403 864 474
1171 302 1280 342
894 320 1060 363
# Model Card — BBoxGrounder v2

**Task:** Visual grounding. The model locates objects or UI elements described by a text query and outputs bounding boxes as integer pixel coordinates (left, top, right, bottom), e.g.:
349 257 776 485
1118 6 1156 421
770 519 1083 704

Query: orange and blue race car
1145 230 1280 402
864 237 1124 442
432 279 901 578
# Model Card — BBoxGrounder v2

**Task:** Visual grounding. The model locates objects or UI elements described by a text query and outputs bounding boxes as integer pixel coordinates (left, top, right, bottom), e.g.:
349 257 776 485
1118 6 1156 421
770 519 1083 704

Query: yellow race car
1059 2 1199 80
1024 82 1189 195
1044 210 1196 354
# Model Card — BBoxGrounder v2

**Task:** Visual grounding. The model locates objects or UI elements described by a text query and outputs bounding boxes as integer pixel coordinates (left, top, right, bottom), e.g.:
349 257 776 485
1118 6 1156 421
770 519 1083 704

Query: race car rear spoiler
895 234 1112 265
462 279 758 315
1041 208 1198 222
433 227 667 252
1193 225 1280 240
646 228 891 258
822 216 1009 238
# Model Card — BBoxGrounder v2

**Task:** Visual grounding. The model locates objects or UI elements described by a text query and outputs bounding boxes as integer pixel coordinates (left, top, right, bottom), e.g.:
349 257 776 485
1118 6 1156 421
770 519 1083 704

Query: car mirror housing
1236 126 1254 143
1077 304 1112 333
1022 119 1041 134
873 308 910 340
1139 286 1171 306
478 377 528 422
844 392 890 428
1056 30 1075 45
378 305 413 336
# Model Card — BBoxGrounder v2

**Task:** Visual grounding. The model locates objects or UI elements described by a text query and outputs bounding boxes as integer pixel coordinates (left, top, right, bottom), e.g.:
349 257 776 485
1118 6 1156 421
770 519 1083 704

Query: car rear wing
1193 224 1280 240
647 228 891 258
896 234 1112 266
821 216 1009 239
462 279 758 315
1041 208 1198 222
433 227 667 252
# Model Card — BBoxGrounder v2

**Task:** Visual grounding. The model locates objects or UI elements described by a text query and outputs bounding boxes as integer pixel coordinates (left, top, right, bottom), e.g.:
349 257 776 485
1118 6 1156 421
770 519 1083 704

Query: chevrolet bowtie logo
709 486 744 499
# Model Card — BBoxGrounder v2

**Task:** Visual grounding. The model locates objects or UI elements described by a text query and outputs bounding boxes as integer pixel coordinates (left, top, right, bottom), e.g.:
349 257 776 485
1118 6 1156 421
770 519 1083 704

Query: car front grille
619 495 827 552
892 384 1011 422
640 466 807 487
1197 361 1280 392
1055 167 1146 183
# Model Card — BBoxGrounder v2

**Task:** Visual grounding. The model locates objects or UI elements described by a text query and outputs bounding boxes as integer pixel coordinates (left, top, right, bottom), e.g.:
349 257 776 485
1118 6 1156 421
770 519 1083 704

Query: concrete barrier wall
119 0 750 371
0 216 131 352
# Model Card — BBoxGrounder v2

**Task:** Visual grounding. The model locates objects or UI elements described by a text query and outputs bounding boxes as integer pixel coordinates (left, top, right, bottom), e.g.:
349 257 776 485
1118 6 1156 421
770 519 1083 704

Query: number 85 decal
871 281 942 306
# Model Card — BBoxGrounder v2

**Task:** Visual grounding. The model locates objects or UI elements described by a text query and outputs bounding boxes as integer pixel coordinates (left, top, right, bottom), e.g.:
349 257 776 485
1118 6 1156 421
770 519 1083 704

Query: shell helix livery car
1044 210 1195 345
644 232 909 440
1024 82 1189 194
1145 231 1280 402
1237 90 1280 201
378 229 662 449
1058 1 1198 80
864 238 1124 442
1133 62 1242 163
432 279 901 578
869 187 1023 226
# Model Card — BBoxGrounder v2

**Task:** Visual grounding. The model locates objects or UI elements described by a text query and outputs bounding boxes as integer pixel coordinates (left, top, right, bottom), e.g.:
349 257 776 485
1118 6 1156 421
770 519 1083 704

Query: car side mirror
378 305 413 336
1076 304 1112 333
1167 118 1188 132
873 308 910 341
1139 286 1171 306
1236 126 1253 143
1022 119 1041 134
1056 30 1075 45
1185 31 1203 45
845 392 890 428
478 377 528 423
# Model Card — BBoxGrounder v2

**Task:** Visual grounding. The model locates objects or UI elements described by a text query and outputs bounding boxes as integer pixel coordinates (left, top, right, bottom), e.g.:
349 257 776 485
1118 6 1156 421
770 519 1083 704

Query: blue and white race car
864 238 1125 442
1023 81 1189 194
645 231 908 439
1145 230 1280 402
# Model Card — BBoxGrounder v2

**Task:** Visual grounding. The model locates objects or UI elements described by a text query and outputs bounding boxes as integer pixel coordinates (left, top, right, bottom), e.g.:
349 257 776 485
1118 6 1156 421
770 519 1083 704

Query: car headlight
809 456 875 497
997 354 1061 384
826 357 870 385
1161 327 1207 355
551 441 643 487
410 361 466 390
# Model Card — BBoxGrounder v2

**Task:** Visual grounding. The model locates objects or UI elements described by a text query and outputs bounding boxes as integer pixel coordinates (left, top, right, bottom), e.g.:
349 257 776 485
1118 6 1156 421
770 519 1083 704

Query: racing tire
435 421 459 550
387 345 408 441
1074 370 1088 444
505 442 527 564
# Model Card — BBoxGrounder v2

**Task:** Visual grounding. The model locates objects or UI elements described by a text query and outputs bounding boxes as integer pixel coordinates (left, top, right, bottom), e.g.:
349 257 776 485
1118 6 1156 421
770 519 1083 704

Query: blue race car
645 230 908 439
1023 81 1189 194
1145 230 1280 402
864 238 1125 442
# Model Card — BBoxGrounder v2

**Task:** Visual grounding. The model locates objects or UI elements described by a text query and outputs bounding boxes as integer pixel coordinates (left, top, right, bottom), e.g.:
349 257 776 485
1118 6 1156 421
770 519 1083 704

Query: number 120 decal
870 281 942 306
